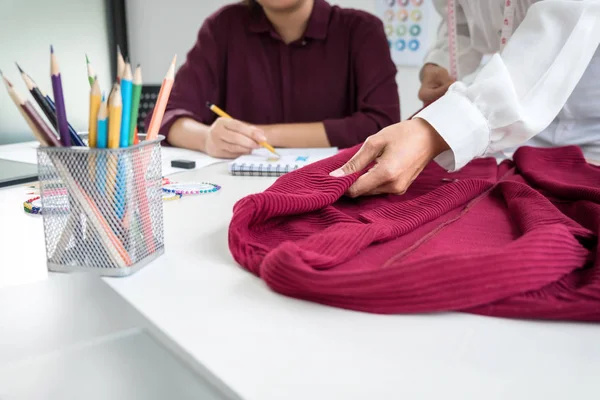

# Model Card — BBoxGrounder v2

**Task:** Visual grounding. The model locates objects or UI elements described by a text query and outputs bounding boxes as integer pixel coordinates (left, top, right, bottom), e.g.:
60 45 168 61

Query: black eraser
171 159 196 169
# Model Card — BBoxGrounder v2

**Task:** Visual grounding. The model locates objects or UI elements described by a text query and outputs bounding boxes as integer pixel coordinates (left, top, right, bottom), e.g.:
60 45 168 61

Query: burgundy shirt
153 0 400 148
229 145 600 321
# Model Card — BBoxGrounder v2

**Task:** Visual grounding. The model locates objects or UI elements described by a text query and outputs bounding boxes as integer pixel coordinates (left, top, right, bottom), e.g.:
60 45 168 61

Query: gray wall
0 0 112 144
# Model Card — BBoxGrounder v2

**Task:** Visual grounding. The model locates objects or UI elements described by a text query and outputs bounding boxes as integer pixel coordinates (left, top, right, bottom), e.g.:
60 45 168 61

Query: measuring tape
447 0 516 80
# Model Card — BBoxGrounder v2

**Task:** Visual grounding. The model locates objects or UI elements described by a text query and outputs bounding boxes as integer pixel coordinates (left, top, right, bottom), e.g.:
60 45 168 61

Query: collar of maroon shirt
247 0 332 41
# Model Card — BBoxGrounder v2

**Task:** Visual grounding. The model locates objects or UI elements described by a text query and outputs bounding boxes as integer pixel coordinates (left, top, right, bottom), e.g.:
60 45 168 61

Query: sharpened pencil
2 71 59 147
50 45 71 146
146 55 176 140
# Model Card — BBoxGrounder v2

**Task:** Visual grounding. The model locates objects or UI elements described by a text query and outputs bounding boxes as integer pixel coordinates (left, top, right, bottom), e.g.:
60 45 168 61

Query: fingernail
329 168 345 177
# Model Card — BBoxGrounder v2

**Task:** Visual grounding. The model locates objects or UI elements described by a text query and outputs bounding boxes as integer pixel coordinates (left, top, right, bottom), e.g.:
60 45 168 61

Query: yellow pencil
88 77 101 147
206 102 279 157
108 83 122 148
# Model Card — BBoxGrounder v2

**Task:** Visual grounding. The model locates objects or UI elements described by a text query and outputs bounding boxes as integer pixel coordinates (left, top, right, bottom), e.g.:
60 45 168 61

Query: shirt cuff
413 87 490 171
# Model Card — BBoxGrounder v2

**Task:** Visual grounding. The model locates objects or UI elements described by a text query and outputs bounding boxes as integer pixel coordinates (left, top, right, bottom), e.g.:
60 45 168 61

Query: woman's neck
263 0 314 44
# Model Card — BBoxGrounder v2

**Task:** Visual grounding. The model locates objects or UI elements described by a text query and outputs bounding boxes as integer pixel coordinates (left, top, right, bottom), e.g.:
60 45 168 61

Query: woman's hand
204 117 266 158
330 118 450 197
418 63 455 105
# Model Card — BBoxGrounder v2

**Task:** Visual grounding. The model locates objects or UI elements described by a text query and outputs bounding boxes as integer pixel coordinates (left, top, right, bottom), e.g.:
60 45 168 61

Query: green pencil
129 64 142 145
86 54 95 87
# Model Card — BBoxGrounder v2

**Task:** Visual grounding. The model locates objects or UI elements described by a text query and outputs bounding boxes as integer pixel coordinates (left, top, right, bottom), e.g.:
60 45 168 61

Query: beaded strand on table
23 178 221 214
162 182 221 196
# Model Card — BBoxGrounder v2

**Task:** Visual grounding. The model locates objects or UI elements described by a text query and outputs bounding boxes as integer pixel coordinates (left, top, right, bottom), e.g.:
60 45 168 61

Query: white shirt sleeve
416 0 600 171
423 0 484 79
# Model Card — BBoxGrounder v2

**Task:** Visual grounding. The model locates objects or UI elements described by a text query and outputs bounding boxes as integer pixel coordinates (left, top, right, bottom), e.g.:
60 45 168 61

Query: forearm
167 117 210 152
259 122 330 148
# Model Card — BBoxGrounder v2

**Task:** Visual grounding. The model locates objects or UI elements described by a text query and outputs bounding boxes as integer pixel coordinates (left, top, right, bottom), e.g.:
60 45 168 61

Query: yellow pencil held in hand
206 102 279 157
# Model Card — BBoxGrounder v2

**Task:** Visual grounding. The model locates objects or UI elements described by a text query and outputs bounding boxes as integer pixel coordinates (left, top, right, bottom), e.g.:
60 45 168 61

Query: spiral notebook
228 148 338 176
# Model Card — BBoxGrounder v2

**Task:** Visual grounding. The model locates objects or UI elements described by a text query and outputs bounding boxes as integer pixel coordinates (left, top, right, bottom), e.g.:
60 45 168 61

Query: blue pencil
97 97 108 148
97 98 108 194
120 63 133 148
50 45 71 146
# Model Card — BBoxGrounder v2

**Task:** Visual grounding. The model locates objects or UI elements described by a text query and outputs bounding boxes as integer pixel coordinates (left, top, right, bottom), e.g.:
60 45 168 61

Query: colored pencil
97 96 108 148
50 45 71 146
146 55 176 140
96 97 108 195
1 71 49 146
2 71 59 147
116 45 125 82
15 64 57 135
129 64 142 145
108 83 122 148
85 54 95 87
108 84 124 216
206 102 279 157
16 63 85 147
46 97 86 146
120 63 133 147
89 77 102 147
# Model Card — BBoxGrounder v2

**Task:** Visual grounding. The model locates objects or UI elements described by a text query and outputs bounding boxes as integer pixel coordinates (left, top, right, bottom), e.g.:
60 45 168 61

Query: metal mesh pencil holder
37 136 165 277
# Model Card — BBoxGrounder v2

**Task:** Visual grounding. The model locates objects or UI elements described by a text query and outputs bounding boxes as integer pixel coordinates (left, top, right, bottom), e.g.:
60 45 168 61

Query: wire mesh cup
37 136 165 276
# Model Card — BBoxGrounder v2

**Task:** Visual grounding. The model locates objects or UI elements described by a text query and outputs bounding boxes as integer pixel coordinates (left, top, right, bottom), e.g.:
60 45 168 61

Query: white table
1 143 599 400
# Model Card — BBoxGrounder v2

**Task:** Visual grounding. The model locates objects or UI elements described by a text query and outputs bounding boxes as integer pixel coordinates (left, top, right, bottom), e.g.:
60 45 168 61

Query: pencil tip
50 44 54 53
205 101 212 108
85 54 90 63
0 69 3 77
15 62 23 73
136 63 141 68
117 44 121 54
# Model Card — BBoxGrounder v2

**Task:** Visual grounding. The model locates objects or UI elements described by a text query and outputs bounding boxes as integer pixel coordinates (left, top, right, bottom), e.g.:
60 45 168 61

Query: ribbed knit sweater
229 145 600 321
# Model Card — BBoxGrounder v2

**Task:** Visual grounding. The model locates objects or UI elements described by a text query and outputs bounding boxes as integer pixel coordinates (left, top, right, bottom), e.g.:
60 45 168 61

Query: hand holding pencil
204 103 279 159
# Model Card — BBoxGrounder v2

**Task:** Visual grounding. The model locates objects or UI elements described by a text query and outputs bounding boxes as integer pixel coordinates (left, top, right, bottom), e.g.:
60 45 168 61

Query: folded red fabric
229 145 600 321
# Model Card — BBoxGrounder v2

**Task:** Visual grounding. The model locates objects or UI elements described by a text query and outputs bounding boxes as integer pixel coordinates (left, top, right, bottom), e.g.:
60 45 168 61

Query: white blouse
415 0 600 170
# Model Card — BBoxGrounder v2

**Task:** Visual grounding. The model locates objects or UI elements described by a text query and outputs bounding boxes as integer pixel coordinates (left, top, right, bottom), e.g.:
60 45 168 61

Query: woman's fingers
222 118 266 143
330 136 385 177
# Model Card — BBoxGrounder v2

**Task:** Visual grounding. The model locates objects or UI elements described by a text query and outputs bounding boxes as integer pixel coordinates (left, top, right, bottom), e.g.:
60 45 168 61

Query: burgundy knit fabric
228 145 600 321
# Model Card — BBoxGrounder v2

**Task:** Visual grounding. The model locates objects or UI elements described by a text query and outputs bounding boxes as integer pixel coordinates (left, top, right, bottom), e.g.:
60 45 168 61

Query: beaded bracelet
162 191 182 201
162 182 221 196
23 196 42 215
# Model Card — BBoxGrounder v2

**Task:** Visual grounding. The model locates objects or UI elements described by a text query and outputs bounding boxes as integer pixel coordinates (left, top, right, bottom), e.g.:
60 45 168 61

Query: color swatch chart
376 0 431 67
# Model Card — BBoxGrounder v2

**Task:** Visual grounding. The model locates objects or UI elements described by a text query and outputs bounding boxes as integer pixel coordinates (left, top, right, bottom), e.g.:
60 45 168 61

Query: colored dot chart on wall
376 0 432 67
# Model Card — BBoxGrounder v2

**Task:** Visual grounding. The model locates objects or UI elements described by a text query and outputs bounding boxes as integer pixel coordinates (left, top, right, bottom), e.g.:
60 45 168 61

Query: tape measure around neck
446 0 459 80
447 0 516 80
499 0 516 50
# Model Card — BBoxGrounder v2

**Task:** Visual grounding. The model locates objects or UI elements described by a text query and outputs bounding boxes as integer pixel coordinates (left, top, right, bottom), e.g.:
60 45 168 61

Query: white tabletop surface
0 142 599 400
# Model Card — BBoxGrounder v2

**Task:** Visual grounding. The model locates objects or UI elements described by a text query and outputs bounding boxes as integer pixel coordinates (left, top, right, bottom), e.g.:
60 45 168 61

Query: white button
301 40 307 46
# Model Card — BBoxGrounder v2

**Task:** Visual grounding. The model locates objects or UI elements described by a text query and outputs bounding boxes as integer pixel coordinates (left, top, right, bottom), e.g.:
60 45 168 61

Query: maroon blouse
152 0 400 148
